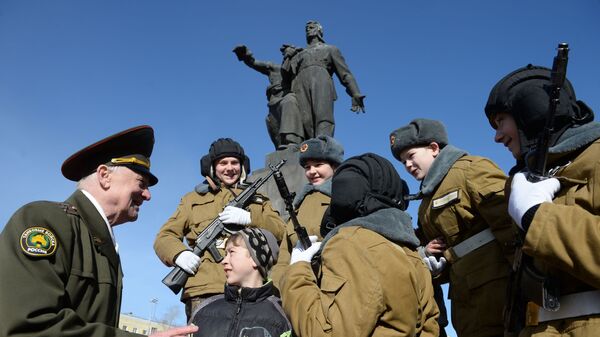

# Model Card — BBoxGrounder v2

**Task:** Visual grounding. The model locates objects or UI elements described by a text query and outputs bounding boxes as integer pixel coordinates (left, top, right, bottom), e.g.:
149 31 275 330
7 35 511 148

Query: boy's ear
247 249 259 269
429 142 441 157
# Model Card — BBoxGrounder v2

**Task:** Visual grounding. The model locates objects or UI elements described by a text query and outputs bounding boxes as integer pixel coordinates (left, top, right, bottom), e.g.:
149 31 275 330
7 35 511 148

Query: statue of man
288 20 366 138
233 44 306 150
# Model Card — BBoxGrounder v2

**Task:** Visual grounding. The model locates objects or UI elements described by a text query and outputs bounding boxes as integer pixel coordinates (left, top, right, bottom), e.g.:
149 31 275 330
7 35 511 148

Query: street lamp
148 298 158 335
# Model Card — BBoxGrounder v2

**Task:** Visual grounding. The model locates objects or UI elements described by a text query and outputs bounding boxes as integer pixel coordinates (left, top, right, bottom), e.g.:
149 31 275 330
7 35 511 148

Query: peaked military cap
61 125 158 186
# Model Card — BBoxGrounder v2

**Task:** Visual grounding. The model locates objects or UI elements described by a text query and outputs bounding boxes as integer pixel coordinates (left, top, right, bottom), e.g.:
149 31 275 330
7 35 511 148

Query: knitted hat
389 119 448 161
298 135 344 167
238 228 279 279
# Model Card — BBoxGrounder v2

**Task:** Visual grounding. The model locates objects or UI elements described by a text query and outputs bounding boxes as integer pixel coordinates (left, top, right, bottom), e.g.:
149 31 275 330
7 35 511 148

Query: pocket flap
320 273 346 293
70 268 95 279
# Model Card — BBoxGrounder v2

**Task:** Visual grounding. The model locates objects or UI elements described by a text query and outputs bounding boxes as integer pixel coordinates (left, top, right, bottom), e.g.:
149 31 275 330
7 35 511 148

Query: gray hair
77 165 120 189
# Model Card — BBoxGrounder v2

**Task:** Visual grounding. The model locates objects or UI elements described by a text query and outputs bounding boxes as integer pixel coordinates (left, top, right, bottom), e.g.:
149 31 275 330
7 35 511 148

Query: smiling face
303 159 335 185
399 143 439 181
221 237 261 288
493 112 522 159
106 166 151 225
214 157 241 187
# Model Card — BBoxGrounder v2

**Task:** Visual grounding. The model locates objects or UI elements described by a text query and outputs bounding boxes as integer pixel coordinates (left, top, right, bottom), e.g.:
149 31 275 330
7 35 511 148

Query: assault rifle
505 43 569 336
271 162 312 249
162 160 285 294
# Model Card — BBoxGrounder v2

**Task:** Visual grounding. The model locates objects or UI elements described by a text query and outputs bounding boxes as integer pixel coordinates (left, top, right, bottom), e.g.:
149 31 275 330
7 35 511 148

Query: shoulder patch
432 190 460 209
20 227 58 257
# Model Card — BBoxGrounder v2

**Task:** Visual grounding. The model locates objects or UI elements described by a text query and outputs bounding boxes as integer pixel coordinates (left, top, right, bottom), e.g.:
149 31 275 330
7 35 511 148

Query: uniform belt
297 63 327 73
443 228 495 263
538 290 600 322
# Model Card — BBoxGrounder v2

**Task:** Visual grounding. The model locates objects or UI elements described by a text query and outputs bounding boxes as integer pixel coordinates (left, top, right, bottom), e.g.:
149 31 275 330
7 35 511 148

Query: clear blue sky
1 0 599 333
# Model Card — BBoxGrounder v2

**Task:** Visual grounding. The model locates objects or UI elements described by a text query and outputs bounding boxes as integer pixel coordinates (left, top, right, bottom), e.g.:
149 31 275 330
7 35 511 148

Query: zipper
227 296 243 337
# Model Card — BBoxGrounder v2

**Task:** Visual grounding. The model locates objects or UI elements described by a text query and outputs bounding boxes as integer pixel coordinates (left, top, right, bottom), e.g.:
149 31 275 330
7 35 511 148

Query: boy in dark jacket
191 228 291 337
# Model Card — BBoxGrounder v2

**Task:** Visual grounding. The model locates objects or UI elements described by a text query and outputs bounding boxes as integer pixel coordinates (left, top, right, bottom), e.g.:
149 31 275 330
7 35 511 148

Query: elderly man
0 125 197 337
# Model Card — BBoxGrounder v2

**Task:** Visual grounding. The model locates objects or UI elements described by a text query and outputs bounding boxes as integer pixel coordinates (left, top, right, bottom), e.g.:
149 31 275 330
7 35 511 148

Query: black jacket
191 281 291 337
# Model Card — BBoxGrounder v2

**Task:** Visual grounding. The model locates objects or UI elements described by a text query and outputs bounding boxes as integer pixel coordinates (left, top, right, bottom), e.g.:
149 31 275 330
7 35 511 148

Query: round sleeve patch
20 227 58 257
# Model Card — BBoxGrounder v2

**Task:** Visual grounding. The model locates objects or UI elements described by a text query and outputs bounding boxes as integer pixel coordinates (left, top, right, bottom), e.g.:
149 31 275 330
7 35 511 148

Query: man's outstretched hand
149 324 199 337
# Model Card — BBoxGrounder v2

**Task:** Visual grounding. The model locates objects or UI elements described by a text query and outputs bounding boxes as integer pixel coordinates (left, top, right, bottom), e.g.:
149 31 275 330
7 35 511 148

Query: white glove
218 206 252 225
508 172 561 229
422 256 447 276
290 235 322 264
175 251 201 275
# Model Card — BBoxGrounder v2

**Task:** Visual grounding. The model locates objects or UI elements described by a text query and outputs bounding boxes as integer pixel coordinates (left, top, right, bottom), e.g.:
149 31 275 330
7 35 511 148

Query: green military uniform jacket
0 190 143 337
418 153 517 337
272 181 331 290
518 133 600 336
153 185 285 300
281 208 439 337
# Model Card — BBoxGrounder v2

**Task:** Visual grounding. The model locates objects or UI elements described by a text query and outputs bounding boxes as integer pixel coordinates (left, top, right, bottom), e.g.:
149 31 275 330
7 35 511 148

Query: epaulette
251 194 268 204
58 202 80 216
92 235 104 246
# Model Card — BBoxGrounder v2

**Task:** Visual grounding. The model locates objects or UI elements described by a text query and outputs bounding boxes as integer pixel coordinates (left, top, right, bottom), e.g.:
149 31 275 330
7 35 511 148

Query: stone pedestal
248 145 307 221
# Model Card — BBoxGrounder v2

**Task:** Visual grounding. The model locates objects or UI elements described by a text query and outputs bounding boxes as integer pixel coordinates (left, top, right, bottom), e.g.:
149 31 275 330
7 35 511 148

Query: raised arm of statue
233 44 276 76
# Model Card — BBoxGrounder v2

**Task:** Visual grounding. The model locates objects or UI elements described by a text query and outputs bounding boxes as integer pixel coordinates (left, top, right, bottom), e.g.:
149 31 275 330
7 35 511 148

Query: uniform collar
293 179 332 208
66 190 121 270
224 281 274 302
419 145 468 197
80 189 118 252
321 208 419 250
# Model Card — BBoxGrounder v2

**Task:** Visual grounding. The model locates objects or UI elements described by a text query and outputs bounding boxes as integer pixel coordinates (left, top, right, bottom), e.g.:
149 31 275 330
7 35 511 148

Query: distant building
120 313 174 336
